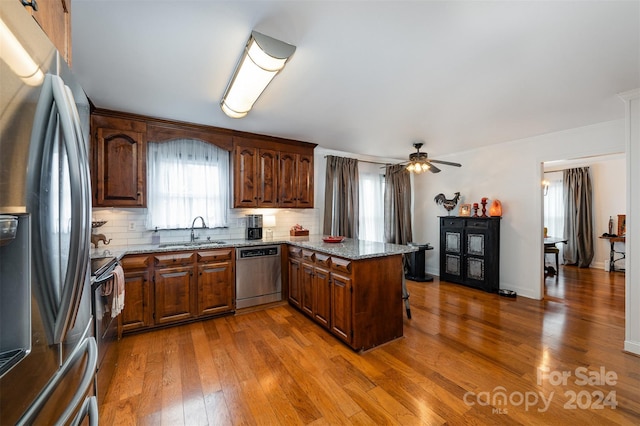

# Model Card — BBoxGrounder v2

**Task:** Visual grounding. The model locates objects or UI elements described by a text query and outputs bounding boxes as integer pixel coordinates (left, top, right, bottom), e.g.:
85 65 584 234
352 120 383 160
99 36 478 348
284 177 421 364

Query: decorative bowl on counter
91 220 107 228
322 236 345 243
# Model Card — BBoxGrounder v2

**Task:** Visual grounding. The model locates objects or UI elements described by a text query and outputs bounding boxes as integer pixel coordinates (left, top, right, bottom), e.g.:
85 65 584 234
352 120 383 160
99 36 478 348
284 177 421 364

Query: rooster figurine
434 192 461 215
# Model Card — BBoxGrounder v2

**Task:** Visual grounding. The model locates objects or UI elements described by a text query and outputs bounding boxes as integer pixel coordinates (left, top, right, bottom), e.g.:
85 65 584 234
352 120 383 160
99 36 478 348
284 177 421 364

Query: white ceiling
71 1 640 162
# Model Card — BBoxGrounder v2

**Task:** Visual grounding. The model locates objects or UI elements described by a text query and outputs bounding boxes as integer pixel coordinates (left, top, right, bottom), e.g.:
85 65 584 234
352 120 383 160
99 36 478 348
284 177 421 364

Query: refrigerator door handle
70 396 98 426
28 74 89 345
48 75 89 344
63 82 92 304
17 336 97 425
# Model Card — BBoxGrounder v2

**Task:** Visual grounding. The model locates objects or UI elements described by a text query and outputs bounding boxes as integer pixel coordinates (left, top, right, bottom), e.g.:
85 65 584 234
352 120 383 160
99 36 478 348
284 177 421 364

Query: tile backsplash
91 207 322 247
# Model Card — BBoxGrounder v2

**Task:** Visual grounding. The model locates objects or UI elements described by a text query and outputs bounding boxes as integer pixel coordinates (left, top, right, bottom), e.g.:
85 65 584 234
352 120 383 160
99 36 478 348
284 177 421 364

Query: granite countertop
90 235 418 261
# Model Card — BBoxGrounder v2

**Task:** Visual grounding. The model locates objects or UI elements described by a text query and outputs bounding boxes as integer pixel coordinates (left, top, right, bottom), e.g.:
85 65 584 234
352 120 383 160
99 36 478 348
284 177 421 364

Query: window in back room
358 161 385 242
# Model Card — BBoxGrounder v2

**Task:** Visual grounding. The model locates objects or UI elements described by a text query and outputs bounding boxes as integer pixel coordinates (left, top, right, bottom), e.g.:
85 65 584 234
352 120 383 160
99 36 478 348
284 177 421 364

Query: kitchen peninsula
93 237 416 352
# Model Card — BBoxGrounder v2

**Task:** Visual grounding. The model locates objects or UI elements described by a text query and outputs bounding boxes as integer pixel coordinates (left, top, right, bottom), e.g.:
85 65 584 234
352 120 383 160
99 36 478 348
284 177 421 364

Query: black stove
90 256 117 278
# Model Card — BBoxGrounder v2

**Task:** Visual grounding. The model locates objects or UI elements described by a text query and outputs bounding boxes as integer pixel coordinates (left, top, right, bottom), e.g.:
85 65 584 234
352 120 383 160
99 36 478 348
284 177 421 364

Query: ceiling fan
404 142 462 174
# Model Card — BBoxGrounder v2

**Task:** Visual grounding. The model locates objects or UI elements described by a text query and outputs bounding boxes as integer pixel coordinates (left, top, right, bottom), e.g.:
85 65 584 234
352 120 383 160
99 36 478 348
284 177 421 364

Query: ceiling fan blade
428 163 441 173
428 159 462 167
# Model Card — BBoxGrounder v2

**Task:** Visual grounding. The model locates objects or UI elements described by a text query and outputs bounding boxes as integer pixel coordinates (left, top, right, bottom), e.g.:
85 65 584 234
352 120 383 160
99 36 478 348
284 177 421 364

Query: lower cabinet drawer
121 254 150 270
331 257 352 274
154 252 196 267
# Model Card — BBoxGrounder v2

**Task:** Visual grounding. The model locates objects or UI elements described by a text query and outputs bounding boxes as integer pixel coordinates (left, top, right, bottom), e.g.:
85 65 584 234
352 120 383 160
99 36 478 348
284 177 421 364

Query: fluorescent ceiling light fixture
220 31 296 118
0 17 44 86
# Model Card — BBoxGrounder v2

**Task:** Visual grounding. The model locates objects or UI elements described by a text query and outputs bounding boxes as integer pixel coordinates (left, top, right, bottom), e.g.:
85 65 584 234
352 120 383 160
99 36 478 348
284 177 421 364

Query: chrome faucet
190 216 207 242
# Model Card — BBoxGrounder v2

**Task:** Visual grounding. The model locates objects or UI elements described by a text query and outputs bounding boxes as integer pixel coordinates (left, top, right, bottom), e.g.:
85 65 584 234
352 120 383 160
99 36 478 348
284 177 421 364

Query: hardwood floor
101 266 640 425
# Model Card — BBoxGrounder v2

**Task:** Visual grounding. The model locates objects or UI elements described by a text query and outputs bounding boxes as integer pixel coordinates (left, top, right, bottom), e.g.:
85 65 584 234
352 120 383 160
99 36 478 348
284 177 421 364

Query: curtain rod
322 155 400 166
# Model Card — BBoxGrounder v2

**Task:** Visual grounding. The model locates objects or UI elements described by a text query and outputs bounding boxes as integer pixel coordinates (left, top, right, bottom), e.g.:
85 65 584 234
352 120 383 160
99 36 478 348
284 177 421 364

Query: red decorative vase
489 199 502 217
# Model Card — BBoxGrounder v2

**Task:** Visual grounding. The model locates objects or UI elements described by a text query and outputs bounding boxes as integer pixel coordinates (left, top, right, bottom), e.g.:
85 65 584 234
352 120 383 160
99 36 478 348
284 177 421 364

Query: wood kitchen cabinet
231 136 315 208
197 249 235 316
286 246 402 351
312 255 331 329
287 247 302 309
153 252 196 325
439 217 501 293
26 0 72 65
120 255 153 333
290 247 330 328
279 152 314 208
300 260 314 317
329 272 352 344
120 248 235 335
233 140 278 208
89 108 315 209
91 114 147 207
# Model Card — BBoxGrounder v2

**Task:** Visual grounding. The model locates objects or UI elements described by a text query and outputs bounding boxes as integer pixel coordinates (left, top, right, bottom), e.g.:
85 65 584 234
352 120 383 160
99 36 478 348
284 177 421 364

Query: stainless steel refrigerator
0 1 97 424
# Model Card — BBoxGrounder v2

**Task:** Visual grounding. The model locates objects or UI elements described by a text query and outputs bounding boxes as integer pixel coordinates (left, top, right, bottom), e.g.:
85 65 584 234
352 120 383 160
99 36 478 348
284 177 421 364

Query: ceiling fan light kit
220 31 296 119
404 142 462 174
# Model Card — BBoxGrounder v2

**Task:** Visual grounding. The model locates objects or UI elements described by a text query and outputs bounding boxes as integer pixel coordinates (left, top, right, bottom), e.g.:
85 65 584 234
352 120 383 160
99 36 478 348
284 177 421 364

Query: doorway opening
541 153 626 301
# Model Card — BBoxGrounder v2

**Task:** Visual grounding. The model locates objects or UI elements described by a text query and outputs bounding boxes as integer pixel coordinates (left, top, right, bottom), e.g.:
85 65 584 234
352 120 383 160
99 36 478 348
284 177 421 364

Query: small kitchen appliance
246 214 263 240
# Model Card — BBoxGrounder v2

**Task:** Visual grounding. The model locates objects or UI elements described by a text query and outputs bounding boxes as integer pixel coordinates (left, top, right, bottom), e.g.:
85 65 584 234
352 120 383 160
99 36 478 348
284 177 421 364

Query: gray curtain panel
323 156 359 238
563 167 594 267
384 164 412 245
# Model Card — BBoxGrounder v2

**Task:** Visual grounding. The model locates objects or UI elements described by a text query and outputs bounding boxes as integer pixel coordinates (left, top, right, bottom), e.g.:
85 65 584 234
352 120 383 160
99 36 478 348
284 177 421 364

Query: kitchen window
146 139 229 229
358 162 385 242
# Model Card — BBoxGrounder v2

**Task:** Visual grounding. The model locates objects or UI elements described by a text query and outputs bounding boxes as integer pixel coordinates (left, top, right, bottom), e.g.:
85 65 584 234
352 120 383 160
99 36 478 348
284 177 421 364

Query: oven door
91 267 119 404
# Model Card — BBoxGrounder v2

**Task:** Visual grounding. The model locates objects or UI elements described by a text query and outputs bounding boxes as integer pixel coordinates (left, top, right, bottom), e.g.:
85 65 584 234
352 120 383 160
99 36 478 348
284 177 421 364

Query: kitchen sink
158 240 226 248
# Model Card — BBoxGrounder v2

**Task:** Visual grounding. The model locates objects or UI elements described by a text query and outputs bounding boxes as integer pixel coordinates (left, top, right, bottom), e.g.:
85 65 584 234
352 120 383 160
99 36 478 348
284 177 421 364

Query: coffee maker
246 214 263 240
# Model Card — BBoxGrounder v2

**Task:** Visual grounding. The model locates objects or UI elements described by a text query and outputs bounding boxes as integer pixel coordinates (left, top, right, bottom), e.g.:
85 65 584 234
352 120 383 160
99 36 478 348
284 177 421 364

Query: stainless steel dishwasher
235 245 282 309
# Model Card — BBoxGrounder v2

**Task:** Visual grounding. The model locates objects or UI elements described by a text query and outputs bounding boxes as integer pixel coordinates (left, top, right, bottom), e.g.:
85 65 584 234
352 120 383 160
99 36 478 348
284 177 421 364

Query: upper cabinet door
233 143 279 208
279 152 314 208
278 152 297 208
233 144 258 208
92 116 147 207
296 153 314 208
257 149 278 207
29 0 71 65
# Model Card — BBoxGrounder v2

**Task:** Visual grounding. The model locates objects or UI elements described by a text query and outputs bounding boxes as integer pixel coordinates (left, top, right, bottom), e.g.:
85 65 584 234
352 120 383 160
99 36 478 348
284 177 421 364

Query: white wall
412 119 626 300
621 89 640 355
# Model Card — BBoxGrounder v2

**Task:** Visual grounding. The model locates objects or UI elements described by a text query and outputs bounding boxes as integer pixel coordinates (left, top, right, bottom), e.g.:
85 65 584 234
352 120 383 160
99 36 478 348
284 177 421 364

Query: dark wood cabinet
153 252 197 324
28 0 71 64
232 141 278 208
90 109 315 210
120 255 152 333
330 272 352 344
439 217 501 292
232 136 315 208
290 249 331 330
286 246 403 351
154 265 195 325
279 152 314 208
287 248 302 309
312 254 331 329
91 114 147 207
197 249 235 316
300 261 314 317
121 248 235 335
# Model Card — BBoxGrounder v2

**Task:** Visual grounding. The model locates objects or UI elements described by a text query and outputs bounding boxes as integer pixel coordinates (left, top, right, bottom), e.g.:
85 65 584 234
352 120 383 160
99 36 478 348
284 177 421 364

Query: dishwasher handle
236 246 280 259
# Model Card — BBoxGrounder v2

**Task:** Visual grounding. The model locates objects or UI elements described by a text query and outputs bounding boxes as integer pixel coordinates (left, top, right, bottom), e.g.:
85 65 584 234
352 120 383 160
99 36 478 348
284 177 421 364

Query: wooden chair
545 246 560 271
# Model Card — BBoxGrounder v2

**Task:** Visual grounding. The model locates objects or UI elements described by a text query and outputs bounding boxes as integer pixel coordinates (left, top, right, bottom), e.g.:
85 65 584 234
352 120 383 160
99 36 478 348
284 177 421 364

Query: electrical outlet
128 221 135 231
